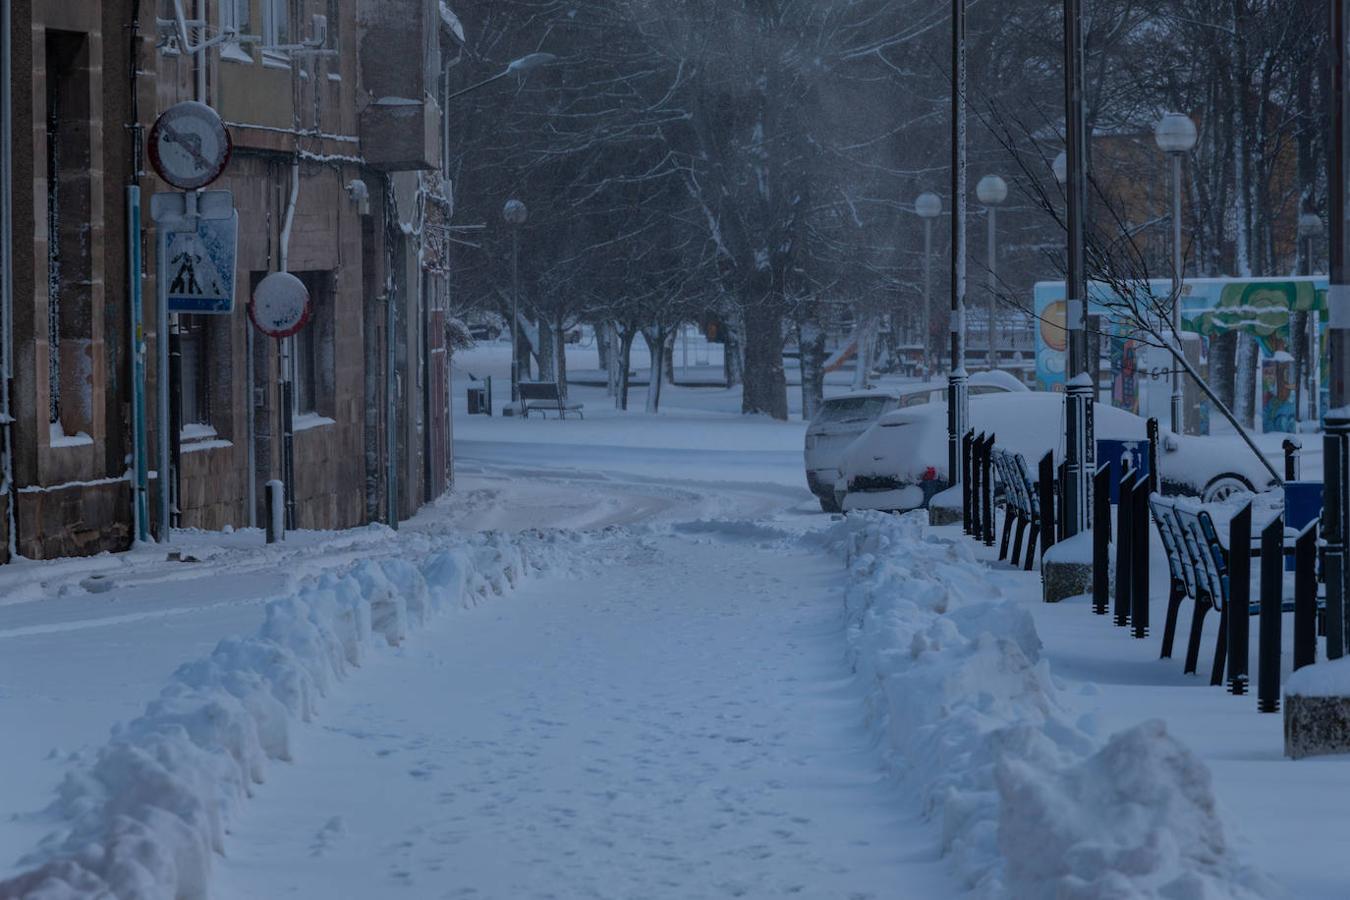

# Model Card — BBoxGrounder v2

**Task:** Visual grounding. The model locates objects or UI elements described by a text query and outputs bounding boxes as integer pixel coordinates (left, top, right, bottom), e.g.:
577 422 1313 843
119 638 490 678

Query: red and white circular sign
249 272 311 338
148 101 233 191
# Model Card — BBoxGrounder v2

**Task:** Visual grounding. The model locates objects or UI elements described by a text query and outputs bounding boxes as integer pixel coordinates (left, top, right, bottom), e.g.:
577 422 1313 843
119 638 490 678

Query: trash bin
467 386 488 415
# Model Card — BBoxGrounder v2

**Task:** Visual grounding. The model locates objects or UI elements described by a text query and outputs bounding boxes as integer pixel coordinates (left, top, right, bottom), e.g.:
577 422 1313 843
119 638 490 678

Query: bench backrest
518 381 561 402
1173 505 1229 610
993 449 1033 518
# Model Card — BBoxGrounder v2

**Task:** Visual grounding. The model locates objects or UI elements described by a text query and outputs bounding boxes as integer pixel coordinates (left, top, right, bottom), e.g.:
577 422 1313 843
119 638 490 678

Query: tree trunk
554 312 569 400
617 329 636 411
740 291 788 420
1212 331 1237 411
798 312 827 422
722 308 744 388
644 326 668 413
536 317 556 383
664 339 676 385
596 321 611 375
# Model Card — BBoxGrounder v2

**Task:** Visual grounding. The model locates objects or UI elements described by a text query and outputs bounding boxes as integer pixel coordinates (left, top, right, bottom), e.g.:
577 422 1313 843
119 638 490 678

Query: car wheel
1202 474 1254 503
819 494 842 514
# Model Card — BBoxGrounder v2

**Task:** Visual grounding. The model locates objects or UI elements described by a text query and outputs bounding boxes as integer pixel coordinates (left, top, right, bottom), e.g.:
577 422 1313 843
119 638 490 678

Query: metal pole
386 291 398 528
1170 151 1184 435
511 227 520 402
923 218 932 378
128 187 148 542
948 0 969 485
246 325 256 528
987 205 996 370
1062 0 1092 538
0 0 13 560
156 228 171 542
1328 0 1350 658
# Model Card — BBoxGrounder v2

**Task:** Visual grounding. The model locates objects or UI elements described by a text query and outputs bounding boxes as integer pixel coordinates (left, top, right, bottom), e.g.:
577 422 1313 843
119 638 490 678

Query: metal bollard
1293 520 1319 671
1325 431 1346 661
266 479 286 544
1257 513 1284 713
1147 417 1161 494
1114 470 1134 627
1283 437 1301 483
1131 478 1150 638
1227 502 1253 696
1039 452 1057 560
1092 463 1111 615
982 434 996 547
966 429 977 534
971 433 985 539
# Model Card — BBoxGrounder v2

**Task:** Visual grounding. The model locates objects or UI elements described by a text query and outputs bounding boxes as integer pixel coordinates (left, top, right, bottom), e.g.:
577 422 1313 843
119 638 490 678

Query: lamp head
1298 213 1324 238
1052 150 1067 185
976 175 1008 207
503 198 529 226
1154 112 1198 154
914 192 942 219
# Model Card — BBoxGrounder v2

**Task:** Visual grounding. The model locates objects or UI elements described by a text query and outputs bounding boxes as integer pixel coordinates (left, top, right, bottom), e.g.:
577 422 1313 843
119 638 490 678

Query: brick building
0 0 462 563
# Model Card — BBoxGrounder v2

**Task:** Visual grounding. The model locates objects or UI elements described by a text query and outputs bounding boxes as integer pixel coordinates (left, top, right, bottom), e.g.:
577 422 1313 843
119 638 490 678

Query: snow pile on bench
834 512 1273 899
0 530 576 900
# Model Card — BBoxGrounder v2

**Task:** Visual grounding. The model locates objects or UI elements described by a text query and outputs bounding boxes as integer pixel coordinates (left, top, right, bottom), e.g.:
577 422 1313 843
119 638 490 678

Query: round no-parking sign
249 272 311 339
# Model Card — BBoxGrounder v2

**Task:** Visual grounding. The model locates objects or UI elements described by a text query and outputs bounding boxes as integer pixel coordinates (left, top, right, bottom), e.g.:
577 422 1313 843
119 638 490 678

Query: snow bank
833 512 1273 899
1286 657 1350 698
0 530 575 900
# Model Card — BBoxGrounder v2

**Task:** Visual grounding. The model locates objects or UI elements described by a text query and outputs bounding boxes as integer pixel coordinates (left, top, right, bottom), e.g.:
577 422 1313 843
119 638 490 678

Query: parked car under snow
804 371 1027 512
836 392 1279 514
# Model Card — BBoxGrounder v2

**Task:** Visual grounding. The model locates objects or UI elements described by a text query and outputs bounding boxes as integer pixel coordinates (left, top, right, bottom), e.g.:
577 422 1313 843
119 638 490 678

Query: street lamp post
915 192 942 379
949 0 970 488
1300 212 1325 425
977 175 1008 370
1155 112 1198 435
1062 0 1092 538
503 199 529 404
1329 0 1350 659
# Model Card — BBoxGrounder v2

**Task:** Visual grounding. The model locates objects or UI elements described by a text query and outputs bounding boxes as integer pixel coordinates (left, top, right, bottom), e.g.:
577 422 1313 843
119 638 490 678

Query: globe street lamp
1299 212 1325 424
503 198 529 404
1155 112 1198 434
976 175 1008 370
915 192 942 378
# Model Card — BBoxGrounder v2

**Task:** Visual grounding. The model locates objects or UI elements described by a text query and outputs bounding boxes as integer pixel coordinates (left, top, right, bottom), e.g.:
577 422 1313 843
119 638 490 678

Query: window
179 316 212 430
261 0 290 67
292 271 334 417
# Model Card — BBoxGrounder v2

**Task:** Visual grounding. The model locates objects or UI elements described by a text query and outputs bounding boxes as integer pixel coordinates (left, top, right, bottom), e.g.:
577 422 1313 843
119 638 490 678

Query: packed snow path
217 529 953 898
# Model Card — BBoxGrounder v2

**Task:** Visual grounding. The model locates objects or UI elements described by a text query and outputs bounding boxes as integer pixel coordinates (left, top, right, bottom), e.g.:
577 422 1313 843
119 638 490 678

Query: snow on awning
439 2 466 43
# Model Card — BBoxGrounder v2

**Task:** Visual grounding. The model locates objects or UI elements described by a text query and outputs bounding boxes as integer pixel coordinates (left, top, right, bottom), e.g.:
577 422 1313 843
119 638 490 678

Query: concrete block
1285 694 1350 760
1042 559 1092 603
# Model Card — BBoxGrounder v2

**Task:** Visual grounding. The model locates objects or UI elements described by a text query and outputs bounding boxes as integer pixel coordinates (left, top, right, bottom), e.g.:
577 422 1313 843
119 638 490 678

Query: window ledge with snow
180 424 233 454
294 412 336 432
49 423 93 449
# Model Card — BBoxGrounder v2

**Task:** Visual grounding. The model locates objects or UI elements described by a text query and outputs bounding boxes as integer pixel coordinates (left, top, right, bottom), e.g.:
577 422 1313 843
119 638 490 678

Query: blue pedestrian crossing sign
151 189 238 315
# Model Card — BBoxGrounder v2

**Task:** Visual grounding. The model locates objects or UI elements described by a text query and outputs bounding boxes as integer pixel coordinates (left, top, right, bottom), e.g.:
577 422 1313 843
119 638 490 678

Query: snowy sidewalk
216 530 952 899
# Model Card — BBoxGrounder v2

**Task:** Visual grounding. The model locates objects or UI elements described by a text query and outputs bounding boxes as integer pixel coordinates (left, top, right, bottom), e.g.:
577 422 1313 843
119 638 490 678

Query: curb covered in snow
834 512 1275 899
0 529 586 900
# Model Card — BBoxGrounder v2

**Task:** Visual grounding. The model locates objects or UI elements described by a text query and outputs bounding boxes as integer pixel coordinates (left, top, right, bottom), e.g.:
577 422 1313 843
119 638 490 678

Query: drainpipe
0 0 15 559
279 159 299 530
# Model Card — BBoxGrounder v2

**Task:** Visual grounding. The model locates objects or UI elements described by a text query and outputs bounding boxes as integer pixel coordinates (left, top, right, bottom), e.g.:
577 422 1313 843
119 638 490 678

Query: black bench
517 381 584 419
1149 495 1324 689
992 448 1041 571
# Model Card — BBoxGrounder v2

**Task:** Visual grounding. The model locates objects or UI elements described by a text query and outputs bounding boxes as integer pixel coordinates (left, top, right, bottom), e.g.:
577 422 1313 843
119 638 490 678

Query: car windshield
817 396 890 424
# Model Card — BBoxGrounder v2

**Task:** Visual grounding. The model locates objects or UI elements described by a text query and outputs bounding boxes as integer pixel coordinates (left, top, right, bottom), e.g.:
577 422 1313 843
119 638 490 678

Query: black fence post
1257 513 1284 713
486 375 494 417
1114 470 1135 627
1131 478 1150 639
962 430 975 535
1294 519 1319 671
1092 463 1111 616
1227 502 1253 696
1283 437 1301 483
1146 417 1161 494
982 434 996 547
1039 453 1057 560
1056 461 1068 542
998 454 1016 560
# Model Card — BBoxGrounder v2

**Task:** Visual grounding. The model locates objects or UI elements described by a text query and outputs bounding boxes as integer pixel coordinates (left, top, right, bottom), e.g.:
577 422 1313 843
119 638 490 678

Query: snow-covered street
215 522 950 899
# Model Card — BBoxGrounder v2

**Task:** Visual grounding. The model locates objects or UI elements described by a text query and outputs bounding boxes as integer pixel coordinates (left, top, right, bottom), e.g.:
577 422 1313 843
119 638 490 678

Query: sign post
249 271 312 535
146 100 233 544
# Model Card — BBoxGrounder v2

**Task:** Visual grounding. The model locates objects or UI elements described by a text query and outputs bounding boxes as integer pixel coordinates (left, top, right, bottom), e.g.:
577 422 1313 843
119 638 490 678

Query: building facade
0 0 461 564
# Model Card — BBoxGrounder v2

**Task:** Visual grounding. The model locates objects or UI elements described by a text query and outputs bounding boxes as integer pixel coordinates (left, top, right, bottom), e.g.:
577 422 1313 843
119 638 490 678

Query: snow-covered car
804 372 1027 512
836 391 1279 514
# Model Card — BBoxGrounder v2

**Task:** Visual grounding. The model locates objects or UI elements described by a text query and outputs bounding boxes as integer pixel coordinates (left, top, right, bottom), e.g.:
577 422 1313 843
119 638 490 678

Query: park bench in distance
518 381 584 419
